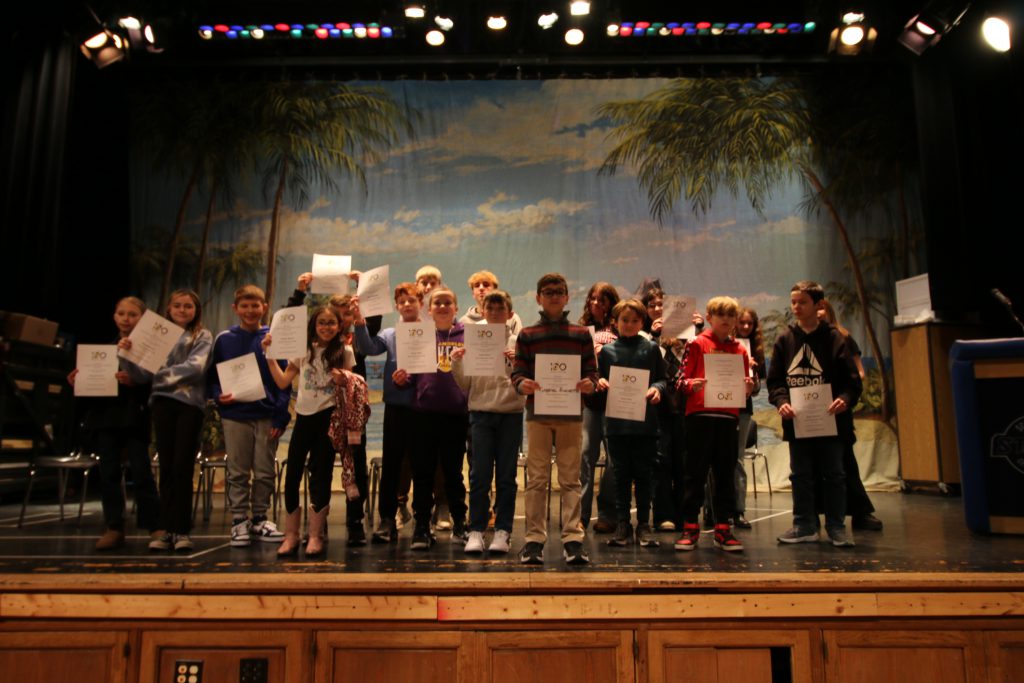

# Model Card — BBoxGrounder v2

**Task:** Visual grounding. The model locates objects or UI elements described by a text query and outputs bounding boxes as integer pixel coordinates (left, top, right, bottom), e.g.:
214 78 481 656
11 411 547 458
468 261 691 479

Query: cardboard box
1 312 58 346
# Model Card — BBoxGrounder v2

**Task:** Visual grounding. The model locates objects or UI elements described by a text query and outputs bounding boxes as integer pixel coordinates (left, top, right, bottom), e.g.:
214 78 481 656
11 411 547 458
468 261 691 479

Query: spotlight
897 2 970 55
487 16 507 30
80 28 126 68
570 1 590 17
828 10 876 56
538 13 559 29
981 16 1011 52
435 15 454 31
405 4 426 19
426 28 445 45
118 16 159 52
565 28 584 45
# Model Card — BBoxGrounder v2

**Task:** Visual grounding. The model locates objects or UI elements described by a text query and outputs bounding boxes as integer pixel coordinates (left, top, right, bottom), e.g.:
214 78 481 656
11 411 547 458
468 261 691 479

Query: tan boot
277 509 302 557
305 504 329 556
95 528 125 551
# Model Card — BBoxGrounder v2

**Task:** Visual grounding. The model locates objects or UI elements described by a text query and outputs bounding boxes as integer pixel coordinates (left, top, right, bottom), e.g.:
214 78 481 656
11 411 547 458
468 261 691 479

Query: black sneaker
347 523 367 547
636 524 660 548
451 519 469 544
734 514 752 529
372 519 396 544
608 522 632 546
518 541 544 564
563 541 590 565
411 524 435 550
852 514 883 531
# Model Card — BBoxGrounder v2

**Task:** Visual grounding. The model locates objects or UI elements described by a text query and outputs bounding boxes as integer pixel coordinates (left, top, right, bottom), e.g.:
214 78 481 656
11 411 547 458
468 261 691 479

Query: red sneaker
673 523 700 552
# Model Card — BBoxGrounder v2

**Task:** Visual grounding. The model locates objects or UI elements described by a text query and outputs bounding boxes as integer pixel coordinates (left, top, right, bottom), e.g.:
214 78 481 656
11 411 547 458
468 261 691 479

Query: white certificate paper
118 310 185 374
605 365 650 422
463 323 506 376
534 353 582 416
311 253 352 294
356 264 392 318
266 306 307 360
396 321 438 374
791 382 839 439
216 352 267 403
662 295 698 339
704 353 747 408
74 344 118 397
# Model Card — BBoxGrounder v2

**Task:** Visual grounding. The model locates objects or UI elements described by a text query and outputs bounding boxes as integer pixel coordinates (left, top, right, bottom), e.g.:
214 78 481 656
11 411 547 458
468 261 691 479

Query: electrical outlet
173 660 203 683
239 657 268 683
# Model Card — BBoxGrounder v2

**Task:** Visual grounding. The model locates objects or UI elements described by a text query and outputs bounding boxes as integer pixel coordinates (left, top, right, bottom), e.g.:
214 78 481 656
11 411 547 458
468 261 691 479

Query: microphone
991 288 1024 335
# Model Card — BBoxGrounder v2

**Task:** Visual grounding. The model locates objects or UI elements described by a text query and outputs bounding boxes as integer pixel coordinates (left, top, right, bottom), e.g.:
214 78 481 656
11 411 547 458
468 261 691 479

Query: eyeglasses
540 289 568 298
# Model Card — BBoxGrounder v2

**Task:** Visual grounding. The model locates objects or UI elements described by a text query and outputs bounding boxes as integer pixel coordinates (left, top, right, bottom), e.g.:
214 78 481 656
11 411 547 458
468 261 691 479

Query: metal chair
743 423 772 498
193 450 228 522
18 450 99 527
368 456 382 521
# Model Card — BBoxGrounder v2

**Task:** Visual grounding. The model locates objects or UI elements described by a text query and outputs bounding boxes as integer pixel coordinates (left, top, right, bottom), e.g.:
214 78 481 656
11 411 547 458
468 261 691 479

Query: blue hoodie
207 325 291 430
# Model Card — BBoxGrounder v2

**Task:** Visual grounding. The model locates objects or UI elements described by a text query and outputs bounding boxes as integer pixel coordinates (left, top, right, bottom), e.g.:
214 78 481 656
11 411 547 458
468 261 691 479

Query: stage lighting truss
197 22 397 41
605 20 817 38
828 10 877 56
897 2 970 55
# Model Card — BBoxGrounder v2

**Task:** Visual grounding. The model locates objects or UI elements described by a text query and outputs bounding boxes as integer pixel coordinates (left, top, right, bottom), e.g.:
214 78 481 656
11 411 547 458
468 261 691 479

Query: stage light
981 16 1011 52
607 23 619 36
487 16 507 30
897 2 970 55
570 2 590 17
565 28 584 45
426 28 445 45
117 16 159 52
199 26 213 40
828 10 877 56
538 13 559 29
435 16 454 31
841 24 865 45
80 29 125 68
404 4 426 19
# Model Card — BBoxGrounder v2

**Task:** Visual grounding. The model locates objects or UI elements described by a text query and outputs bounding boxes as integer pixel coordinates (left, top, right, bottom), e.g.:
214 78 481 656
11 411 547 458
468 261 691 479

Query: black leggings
283 409 335 513
151 397 203 534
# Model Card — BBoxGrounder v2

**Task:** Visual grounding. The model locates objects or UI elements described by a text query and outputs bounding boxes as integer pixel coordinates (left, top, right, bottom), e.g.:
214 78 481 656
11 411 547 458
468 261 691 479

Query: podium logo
991 416 1024 475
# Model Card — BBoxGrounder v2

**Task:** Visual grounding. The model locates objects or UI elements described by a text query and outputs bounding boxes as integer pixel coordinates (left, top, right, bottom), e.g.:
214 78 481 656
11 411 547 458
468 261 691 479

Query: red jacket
676 328 750 417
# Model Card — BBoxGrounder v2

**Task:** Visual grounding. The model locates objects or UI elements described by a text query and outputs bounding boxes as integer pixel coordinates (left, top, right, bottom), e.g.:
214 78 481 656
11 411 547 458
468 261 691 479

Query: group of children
70 267 870 563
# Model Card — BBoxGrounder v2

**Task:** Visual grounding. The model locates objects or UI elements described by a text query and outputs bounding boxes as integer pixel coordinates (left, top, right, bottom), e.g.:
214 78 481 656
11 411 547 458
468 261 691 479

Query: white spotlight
405 5 426 19
538 13 559 29
435 16 454 31
426 29 445 46
487 16 507 30
570 1 590 17
982 17 1011 52
565 28 584 45
840 24 865 46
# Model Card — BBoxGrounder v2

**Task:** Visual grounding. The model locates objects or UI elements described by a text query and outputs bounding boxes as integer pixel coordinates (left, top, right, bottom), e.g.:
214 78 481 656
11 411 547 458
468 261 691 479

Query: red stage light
696 21 711 30
757 22 772 30
214 24 230 33
314 27 328 39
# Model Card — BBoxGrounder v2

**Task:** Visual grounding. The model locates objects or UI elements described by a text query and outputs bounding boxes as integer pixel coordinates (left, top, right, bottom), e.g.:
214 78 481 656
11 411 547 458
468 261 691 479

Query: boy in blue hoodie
207 285 292 547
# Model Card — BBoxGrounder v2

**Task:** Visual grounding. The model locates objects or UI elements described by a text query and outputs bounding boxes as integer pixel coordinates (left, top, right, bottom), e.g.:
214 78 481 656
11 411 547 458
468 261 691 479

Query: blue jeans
789 438 846 535
468 411 522 533
607 434 656 525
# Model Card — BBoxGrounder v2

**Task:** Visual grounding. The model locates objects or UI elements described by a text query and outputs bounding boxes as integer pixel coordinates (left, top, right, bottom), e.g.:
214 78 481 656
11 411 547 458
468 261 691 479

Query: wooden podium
891 322 979 491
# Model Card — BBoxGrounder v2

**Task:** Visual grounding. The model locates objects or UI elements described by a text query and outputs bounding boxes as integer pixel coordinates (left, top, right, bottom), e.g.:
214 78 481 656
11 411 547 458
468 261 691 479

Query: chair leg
57 468 68 521
748 456 758 500
203 468 214 522
77 469 91 526
192 469 203 523
18 468 38 528
763 454 773 496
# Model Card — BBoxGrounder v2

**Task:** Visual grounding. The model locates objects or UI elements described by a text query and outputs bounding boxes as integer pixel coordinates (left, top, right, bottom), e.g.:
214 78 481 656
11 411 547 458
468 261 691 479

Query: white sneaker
464 531 485 554
148 532 173 551
230 518 252 547
251 518 285 543
488 529 511 554
173 534 194 551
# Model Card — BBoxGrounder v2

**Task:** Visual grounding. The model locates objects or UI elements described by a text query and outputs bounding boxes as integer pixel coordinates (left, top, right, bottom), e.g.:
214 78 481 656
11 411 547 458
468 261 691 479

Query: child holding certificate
451 291 525 554
144 290 213 552
67 296 160 550
673 296 754 553
768 282 862 547
262 306 356 555
594 299 667 548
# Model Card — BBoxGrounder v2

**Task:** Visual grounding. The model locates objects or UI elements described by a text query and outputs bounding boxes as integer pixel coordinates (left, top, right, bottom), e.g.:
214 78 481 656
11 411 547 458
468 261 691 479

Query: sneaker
734 514 752 529
432 508 452 531
411 524 435 550
95 528 125 551
464 531 485 553
562 541 590 565
852 514 883 531
251 518 284 543
372 519 396 544
777 527 820 544
637 524 660 548
829 529 856 547
173 534 194 551
656 520 676 532
396 504 412 529
230 518 252 547
348 524 367 547
673 523 700 551
148 532 173 551
608 522 632 546
489 529 511 554
592 519 615 533
450 519 469 544
519 541 544 564
713 524 744 552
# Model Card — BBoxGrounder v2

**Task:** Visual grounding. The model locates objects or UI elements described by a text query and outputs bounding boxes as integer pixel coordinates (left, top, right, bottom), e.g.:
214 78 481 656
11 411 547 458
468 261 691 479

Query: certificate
266 306 307 360
396 321 437 374
791 383 839 439
356 264 392 318
605 365 650 422
311 253 352 294
703 353 746 408
662 295 698 339
74 344 118 397
118 310 185 374
216 352 267 403
463 323 506 376
534 353 582 416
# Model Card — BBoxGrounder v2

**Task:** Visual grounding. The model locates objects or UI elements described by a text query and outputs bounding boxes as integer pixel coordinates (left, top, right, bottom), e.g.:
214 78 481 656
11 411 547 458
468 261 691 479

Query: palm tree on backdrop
598 75 917 422
203 242 264 307
257 82 415 314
